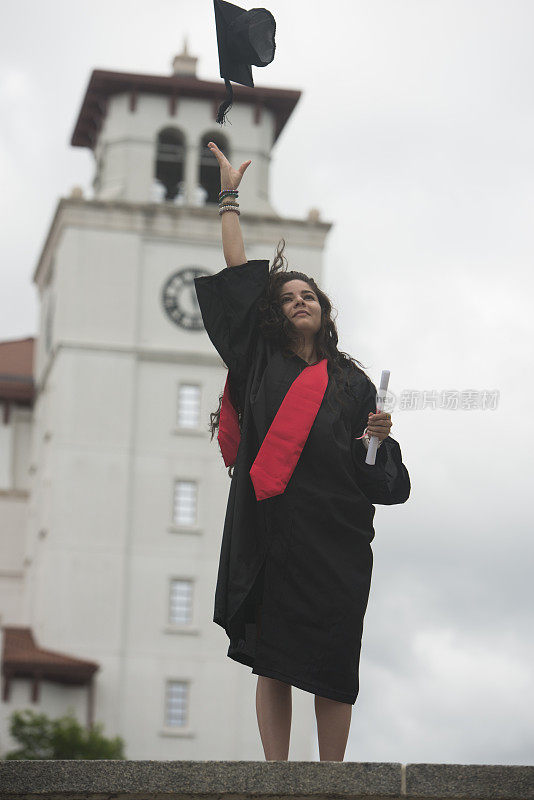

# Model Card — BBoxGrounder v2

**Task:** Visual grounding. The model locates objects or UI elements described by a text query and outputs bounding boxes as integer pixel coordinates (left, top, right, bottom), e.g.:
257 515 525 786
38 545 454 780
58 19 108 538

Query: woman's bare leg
314 694 352 761
255 675 292 760
254 605 292 760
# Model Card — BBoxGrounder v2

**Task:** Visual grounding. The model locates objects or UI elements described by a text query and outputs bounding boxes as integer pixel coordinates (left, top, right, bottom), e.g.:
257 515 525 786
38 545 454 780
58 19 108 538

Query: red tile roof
71 68 301 149
2 626 99 684
0 337 35 403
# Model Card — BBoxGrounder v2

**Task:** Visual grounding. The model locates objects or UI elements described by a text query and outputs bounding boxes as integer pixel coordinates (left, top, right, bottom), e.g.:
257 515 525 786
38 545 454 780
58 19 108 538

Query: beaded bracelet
219 199 239 211
219 205 240 216
219 189 239 201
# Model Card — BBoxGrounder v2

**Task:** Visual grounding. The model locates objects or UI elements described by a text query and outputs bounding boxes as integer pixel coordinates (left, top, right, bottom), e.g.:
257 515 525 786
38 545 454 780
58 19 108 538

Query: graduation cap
213 0 276 124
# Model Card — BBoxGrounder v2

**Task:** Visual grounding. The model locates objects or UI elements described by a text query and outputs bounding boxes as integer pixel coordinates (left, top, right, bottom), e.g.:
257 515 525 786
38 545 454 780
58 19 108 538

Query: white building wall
0 418 13 489
12 408 32 492
52 227 140 349
0 488 26 622
94 93 276 214
0 406 32 627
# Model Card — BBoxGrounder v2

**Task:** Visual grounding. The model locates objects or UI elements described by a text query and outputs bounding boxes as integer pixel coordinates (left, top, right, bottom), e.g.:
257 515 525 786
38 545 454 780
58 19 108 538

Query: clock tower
28 44 332 760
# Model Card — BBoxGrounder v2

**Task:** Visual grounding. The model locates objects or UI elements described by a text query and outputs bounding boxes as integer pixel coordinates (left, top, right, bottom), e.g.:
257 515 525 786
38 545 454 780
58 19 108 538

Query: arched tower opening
155 128 186 201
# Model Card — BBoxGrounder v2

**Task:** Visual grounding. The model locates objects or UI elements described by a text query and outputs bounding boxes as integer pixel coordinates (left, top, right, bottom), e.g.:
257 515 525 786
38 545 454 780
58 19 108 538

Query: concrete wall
1 760 533 800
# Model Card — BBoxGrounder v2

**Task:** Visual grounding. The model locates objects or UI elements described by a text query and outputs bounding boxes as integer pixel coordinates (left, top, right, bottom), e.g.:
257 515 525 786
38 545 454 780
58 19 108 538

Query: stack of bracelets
218 188 240 216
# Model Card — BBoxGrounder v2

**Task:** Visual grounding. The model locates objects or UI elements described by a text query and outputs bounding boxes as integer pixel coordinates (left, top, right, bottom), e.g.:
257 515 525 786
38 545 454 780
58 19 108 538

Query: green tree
3 707 125 760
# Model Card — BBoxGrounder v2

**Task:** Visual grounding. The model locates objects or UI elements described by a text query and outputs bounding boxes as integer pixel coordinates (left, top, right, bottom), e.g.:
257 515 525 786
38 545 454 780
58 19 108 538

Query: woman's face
279 280 322 336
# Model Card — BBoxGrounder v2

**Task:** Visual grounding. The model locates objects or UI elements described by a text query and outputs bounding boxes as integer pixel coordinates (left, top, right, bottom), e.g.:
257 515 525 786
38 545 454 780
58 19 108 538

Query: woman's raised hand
207 141 251 191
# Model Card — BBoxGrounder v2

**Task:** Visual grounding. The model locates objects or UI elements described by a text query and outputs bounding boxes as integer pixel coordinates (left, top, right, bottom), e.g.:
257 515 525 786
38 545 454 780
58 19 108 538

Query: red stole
217 374 242 468
217 359 329 501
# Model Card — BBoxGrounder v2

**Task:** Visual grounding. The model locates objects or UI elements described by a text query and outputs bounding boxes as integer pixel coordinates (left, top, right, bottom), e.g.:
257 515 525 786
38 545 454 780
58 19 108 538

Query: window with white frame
169 578 193 625
173 480 197 526
177 383 200 428
164 680 189 728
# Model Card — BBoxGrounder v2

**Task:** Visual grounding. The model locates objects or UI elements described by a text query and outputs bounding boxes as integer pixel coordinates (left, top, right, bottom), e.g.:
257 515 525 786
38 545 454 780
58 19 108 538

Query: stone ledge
0 760 532 800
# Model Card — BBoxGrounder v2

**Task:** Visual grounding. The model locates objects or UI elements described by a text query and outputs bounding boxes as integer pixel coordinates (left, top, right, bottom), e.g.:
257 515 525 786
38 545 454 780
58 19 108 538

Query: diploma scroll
365 369 390 466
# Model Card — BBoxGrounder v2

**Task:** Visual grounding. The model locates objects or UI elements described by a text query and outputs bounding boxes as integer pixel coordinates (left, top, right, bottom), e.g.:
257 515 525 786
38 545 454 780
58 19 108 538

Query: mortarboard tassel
216 78 234 125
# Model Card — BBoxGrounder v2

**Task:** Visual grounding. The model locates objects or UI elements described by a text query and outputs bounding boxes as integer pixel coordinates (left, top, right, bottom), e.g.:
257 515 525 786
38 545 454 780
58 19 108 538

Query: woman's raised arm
207 141 251 268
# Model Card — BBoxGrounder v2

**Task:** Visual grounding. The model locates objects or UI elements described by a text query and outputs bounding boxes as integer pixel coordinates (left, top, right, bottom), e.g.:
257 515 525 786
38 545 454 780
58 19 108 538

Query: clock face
161 266 211 330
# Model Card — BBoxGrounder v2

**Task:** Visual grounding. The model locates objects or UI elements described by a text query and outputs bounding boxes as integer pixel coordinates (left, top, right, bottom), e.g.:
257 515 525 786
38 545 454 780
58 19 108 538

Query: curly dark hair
208 239 369 477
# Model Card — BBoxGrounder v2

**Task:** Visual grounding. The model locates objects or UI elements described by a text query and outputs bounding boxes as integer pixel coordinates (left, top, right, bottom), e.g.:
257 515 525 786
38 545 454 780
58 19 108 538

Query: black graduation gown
194 259 411 705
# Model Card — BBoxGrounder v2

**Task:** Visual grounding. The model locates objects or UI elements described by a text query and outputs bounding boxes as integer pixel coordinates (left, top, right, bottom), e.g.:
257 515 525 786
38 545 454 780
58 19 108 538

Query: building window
169 578 193 625
173 480 197 526
155 128 185 201
164 680 189 728
177 383 200 428
199 132 229 204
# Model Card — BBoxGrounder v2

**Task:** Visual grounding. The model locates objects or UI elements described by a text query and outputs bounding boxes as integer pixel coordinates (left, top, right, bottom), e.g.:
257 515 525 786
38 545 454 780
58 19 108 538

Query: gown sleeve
349 372 411 506
193 260 270 384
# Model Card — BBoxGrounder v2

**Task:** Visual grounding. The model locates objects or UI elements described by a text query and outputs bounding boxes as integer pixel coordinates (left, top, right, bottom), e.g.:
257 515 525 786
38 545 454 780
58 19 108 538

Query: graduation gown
194 259 411 705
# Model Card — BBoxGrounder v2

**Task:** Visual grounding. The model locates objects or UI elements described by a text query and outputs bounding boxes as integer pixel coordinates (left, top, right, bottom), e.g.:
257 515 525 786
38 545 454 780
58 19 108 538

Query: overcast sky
1 0 533 765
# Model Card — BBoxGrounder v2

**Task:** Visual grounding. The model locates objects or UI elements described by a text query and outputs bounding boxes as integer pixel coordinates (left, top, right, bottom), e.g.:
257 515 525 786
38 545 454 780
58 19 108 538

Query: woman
193 142 411 762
